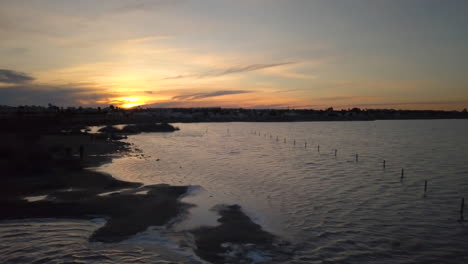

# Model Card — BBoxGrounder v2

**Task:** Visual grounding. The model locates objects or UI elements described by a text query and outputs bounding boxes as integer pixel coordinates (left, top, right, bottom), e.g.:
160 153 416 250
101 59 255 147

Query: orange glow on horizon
115 97 146 108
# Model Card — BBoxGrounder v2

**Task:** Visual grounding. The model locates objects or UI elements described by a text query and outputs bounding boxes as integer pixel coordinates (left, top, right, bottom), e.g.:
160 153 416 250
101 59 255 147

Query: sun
118 97 146 108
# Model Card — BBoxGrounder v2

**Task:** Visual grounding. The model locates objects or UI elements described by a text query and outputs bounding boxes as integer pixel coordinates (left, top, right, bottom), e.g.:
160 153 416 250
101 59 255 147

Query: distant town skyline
1 0 467 110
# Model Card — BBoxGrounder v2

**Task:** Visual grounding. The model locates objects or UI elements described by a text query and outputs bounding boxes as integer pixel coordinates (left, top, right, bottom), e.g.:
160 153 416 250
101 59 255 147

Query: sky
0 0 467 110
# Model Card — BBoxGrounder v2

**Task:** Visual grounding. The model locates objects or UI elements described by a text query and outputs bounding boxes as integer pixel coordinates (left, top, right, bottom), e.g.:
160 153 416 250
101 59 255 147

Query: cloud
272 88 302 93
113 0 185 14
220 62 294 75
126 36 170 43
251 104 291 109
172 90 253 100
0 69 35 83
164 75 189 80
144 101 193 108
164 62 295 80
354 100 468 107
0 47 28 55
0 83 115 106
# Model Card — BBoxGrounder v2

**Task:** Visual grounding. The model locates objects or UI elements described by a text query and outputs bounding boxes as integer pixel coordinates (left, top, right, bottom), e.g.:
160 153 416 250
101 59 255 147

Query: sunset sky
0 0 467 110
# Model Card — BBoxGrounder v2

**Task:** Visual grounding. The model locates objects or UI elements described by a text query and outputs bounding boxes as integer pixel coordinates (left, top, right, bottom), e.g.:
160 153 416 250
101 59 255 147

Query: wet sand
0 123 289 263
0 127 189 243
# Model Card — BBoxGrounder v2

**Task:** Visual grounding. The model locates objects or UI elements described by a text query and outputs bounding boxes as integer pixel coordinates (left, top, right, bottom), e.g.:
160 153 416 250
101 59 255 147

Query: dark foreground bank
0 122 291 263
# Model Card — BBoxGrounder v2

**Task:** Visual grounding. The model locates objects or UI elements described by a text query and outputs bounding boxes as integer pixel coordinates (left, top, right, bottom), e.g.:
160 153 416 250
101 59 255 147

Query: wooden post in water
460 197 465 221
284 138 286 143
383 160 386 168
355 153 358 162
401 168 404 180
79 145 84 160
317 145 320 152
293 139 296 145
424 180 428 194
334 149 337 157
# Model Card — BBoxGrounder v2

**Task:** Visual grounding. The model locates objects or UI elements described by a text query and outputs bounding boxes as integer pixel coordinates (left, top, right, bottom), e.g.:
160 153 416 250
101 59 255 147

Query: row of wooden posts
249 129 465 222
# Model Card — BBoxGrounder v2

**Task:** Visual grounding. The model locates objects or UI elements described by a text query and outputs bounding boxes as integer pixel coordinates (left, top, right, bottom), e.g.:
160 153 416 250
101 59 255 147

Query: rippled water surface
0 218 195 263
101 120 468 263
3 120 468 263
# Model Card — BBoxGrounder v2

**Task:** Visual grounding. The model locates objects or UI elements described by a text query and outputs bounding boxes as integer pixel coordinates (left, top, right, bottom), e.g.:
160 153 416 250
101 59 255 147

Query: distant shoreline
0 106 467 128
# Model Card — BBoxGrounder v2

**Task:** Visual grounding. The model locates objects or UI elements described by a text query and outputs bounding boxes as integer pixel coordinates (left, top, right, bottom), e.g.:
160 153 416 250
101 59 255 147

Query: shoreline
1 106 467 125
0 122 292 263
0 127 189 243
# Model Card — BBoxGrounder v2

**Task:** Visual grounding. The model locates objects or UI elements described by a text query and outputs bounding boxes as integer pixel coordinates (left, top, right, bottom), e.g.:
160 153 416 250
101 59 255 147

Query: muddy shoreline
0 122 291 263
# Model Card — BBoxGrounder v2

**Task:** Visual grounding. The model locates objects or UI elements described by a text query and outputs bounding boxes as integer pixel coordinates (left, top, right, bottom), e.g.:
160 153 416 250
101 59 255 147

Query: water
0 218 195 263
3 120 468 263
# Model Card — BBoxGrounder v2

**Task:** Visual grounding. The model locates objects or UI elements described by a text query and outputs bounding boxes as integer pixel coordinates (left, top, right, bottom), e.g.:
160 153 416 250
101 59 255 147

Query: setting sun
116 97 146 108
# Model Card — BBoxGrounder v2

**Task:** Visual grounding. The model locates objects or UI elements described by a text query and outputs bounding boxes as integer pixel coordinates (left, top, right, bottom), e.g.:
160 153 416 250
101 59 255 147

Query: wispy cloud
113 0 184 14
126 36 171 43
0 83 115 106
164 62 295 80
172 90 253 100
164 74 189 80
317 96 355 101
251 103 291 109
221 62 294 75
272 88 302 93
0 69 35 83
354 100 468 107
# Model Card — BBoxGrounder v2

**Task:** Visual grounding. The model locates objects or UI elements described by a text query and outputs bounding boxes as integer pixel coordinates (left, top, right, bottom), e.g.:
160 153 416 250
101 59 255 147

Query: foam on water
120 226 207 263
221 242 273 264
23 195 48 202
175 185 220 231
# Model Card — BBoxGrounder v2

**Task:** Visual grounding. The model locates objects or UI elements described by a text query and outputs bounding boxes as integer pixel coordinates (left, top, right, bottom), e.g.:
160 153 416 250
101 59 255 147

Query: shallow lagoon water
2 120 468 263
0 218 198 263
101 120 468 263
